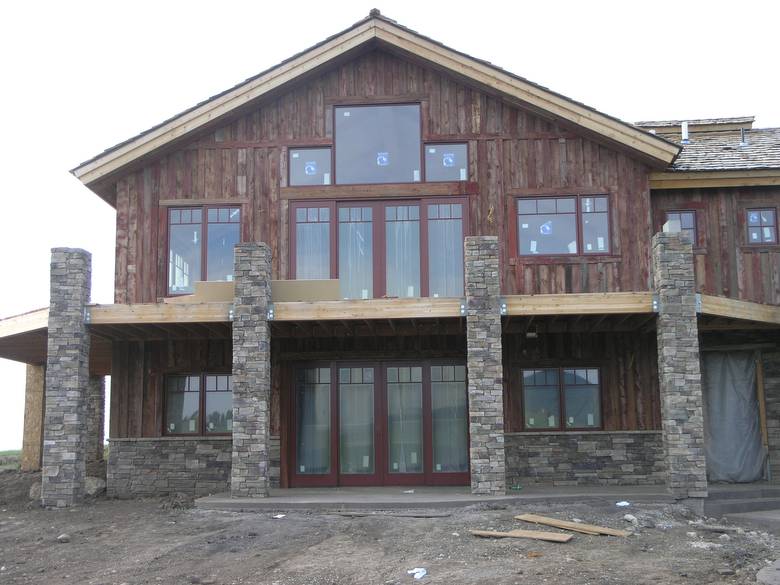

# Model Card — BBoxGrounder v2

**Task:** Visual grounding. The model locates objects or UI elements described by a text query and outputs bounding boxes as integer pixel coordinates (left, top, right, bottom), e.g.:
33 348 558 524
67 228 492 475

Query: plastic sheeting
702 351 765 483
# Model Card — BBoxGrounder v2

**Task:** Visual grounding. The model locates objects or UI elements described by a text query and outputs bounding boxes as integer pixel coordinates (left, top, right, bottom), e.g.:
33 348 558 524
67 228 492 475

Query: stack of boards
470 513 630 543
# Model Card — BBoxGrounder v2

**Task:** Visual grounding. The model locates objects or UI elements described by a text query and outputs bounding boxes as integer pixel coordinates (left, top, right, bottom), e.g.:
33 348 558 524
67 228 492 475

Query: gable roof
72 11 680 205
670 127 780 172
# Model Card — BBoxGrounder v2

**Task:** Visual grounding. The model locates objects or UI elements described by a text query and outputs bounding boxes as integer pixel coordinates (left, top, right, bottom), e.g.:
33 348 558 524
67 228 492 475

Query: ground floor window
521 367 601 430
292 361 468 486
165 373 232 435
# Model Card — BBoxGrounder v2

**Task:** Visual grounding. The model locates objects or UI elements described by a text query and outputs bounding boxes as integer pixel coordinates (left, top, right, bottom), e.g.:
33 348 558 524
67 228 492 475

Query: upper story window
521 367 601 431
165 373 232 435
425 143 468 182
289 147 332 186
334 104 421 184
746 208 777 245
168 206 241 295
292 199 466 299
665 210 697 244
517 195 610 256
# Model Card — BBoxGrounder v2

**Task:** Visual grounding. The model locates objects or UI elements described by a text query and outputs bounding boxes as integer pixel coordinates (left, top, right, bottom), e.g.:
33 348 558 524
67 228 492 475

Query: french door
290 361 469 487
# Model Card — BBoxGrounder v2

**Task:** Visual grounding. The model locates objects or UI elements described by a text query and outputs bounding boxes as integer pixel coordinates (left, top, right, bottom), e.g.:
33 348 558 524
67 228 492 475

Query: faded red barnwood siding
113 49 655 303
652 186 780 305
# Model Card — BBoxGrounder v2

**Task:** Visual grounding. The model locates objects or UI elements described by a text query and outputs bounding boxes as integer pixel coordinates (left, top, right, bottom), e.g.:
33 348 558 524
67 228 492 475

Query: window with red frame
521 367 601 431
168 206 241 295
164 373 232 435
516 195 610 256
746 208 778 245
665 210 697 244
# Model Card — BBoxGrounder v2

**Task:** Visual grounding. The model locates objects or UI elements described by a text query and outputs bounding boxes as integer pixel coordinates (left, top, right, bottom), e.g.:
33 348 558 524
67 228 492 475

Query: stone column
41 248 91 507
85 376 105 478
652 232 708 501
231 243 272 497
464 236 506 495
21 365 45 472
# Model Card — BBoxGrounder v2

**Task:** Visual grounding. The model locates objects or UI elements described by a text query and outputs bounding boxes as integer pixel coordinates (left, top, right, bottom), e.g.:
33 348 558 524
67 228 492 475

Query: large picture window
334 104 421 185
168 206 241 295
521 367 601 430
291 199 466 299
165 373 232 435
517 195 610 256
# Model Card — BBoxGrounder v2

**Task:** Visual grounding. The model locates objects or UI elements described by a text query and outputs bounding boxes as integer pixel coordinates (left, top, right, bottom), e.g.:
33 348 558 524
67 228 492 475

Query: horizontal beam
0 308 49 339
503 292 655 316
650 169 780 190
699 294 780 326
280 181 476 200
273 298 464 321
88 302 232 324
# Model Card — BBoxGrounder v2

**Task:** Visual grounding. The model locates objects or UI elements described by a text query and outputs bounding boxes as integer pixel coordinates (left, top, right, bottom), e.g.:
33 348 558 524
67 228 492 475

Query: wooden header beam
0 308 49 339
88 302 232 324
699 294 780 326
650 169 780 190
503 292 655 316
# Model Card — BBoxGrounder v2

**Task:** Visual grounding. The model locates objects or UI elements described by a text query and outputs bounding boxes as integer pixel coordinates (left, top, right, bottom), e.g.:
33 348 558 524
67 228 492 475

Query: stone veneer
231 243 272 497
86 376 105 478
42 248 92 507
464 236 506 495
652 232 708 500
505 431 666 487
106 436 282 497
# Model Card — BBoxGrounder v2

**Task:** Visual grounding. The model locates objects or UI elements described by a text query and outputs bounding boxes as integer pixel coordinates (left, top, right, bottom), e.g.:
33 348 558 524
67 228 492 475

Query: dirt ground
0 470 776 585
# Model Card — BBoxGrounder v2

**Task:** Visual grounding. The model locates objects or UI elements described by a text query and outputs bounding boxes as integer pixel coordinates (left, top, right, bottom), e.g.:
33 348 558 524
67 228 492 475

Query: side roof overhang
72 12 680 206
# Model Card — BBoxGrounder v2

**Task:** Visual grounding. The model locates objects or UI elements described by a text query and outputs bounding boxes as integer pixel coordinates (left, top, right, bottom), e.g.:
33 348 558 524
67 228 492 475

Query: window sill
740 245 780 253
511 255 621 265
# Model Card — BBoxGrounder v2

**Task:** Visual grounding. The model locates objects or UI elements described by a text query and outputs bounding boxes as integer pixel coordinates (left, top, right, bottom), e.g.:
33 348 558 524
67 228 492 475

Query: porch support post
85 376 105 478
21 364 46 472
41 248 91 507
464 236 506 495
652 232 708 502
231 242 272 497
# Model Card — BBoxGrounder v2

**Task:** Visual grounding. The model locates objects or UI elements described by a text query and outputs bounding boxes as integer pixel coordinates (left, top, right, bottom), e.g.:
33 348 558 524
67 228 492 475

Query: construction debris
470 529 573 543
515 513 629 537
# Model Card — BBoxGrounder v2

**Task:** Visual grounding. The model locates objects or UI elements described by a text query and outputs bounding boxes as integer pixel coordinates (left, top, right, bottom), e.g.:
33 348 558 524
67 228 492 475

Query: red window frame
745 207 778 246
163 372 233 437
166 205 243 296
289 197 469 298
664 209 698 246
512 194 612 258
519 366 603 432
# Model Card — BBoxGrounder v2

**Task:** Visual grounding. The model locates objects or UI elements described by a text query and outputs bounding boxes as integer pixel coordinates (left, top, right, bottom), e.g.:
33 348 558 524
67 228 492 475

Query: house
2 11 780 507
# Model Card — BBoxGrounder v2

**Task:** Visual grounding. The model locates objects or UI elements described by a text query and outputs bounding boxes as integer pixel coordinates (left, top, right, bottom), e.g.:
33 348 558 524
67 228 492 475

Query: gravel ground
0 470 776 584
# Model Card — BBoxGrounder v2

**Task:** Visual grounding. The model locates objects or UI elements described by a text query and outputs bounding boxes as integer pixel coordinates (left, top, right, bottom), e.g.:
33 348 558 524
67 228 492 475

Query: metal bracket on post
459 299 466 316
695 293 702 314
228 305 235 322
84 307 91 323
499 298 508 316
652 294 659 313
266 303 275 321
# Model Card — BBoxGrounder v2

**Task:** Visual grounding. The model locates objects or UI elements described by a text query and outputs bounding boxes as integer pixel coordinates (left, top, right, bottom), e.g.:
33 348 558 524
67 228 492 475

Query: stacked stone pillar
652 232 708 500
86 376 105 477
231 243 272 497
41 248 92 507
464 236 506 495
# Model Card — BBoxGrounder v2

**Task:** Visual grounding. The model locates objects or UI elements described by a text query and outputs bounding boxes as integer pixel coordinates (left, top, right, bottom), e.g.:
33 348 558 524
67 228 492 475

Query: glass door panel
338 206 373 299
295 367 331 475
387 366 423 474
430 365 469 473
385 205 420 298
339 367 375 475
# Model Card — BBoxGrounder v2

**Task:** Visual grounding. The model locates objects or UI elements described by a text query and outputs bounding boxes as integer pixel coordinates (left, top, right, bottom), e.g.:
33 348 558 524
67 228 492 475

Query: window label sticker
435 463 442 471
568 241 577 253
323 172 330 185
586 243 593 251
588 414 594 426
764 227 773 239
529 417 535 426
410 452 417 464
428 147 436 154
540 221 553 235
304 161 317 175
300 465 305 472
413 169 420 182
363 455 370 468
377 152 390 166
752 231 759 241
597 237 605 250
530 240 537 253
548 415 555 426
292 152 300 158
442 152 455 167
343 111 351 117
189 419 196 432
521 223 529 229
460 168 467 180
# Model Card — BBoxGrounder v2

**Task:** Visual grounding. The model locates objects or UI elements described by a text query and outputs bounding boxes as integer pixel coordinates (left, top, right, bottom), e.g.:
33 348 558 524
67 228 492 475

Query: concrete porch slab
195 485 674 512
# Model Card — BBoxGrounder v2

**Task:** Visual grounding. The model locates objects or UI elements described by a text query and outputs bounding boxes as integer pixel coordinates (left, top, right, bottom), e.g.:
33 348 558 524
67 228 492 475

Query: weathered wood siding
503 331 661 432
653 186 780 305
113 49 654 303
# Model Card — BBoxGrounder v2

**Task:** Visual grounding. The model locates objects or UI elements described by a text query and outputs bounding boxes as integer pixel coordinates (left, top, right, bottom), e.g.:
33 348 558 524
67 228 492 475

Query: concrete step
705 497 780 517
708 488 780 501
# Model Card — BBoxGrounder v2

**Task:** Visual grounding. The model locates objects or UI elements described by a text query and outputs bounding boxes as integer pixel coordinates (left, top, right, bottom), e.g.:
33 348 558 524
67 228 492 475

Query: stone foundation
505 431 666 487
106 436 282 497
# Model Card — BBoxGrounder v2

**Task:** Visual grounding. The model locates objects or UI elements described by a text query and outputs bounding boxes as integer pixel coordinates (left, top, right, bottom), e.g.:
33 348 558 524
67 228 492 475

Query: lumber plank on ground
515 514 629 537
470 529 573 543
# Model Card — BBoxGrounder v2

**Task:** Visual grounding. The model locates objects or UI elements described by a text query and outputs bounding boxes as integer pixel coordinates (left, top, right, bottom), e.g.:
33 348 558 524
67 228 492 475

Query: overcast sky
0 0 777 450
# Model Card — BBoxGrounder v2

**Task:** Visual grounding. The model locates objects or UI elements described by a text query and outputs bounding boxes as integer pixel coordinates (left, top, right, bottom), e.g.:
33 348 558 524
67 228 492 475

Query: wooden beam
88 302 232 324
273 298 462 321
158 197 250 207
650 170 780 190
699 294 780 326
504 292 654 316
0 308 49 339
280 181 476 200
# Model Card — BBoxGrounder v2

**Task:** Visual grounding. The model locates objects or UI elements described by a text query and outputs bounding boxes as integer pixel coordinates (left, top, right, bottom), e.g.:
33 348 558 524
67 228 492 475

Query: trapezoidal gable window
291 199 466 299
164 373 233 435
516 195 610 256
521 367 602 431
168 206 241 295
334 104 422 184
